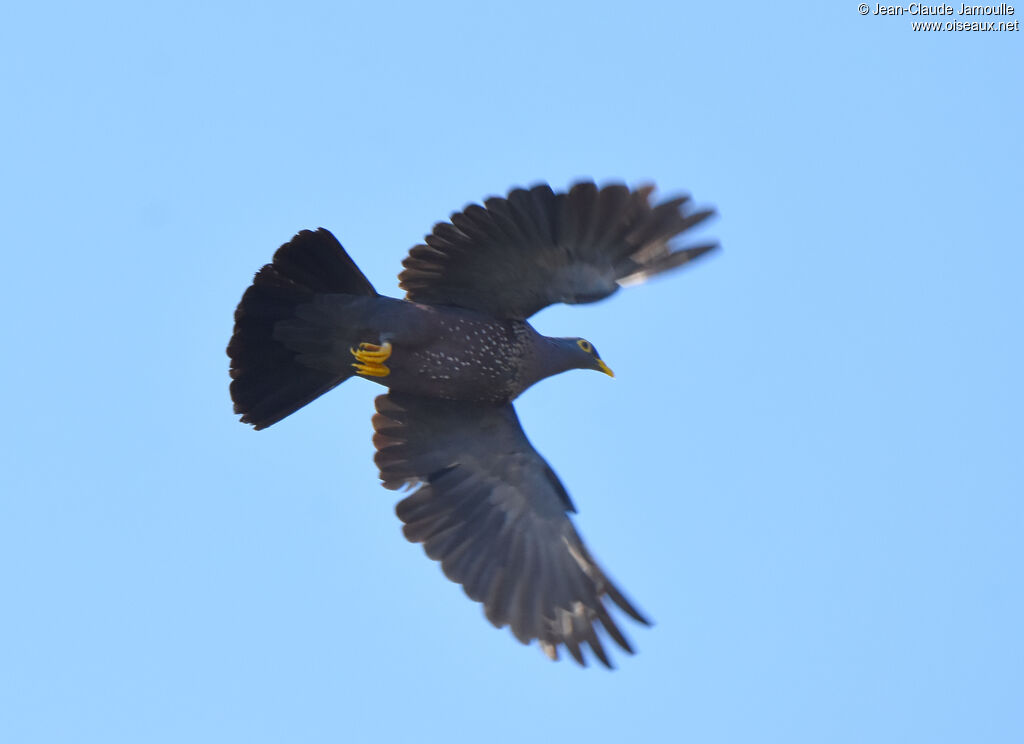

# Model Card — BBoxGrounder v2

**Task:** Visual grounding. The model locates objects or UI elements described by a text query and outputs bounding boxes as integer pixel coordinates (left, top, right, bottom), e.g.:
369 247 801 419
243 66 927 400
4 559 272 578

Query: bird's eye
576 339 593 353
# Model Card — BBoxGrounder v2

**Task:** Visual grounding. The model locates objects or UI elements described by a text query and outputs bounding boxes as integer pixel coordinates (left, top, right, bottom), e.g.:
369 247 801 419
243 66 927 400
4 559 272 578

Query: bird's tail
227 228 378 430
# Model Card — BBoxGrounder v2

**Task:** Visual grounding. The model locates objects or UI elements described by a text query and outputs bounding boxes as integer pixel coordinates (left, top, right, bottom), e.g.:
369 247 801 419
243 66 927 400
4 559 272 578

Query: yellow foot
351 341 392 378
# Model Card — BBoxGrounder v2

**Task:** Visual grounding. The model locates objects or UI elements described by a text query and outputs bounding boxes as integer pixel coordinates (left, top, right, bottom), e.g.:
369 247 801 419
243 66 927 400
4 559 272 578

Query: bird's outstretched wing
372 393 650 667
399 181 717 320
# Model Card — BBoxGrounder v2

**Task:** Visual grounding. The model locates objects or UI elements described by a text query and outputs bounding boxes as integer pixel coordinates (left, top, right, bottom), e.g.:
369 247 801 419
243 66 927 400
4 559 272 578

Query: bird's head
561 337 614 378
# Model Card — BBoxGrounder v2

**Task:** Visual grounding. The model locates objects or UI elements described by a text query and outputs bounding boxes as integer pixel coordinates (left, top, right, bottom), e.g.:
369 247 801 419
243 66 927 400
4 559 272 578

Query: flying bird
228 181 717 667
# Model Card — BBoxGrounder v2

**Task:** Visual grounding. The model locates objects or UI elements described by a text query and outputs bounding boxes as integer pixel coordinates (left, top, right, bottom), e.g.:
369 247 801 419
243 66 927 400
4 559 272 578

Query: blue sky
2 2 1021 742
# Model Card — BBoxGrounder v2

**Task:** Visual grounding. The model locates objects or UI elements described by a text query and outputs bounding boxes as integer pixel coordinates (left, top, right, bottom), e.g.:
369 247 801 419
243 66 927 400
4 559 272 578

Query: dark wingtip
604 581 653 627
618 240 720 288
684 241 721 261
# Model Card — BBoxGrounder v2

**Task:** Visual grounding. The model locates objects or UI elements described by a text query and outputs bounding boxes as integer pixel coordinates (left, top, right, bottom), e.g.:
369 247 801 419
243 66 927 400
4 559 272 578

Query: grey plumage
228 180 718 667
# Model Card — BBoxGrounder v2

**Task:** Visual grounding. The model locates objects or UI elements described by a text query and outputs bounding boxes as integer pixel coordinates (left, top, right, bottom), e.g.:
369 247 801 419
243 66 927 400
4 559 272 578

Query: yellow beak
596 359 615 378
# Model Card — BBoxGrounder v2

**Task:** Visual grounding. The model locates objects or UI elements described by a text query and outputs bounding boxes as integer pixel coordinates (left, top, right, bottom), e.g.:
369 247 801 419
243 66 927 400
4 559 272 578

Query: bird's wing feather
372 393 650 667
399 181 717 319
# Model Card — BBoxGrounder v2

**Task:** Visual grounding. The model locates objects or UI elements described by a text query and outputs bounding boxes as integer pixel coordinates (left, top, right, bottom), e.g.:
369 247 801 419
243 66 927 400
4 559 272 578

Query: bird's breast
381 314 531 403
